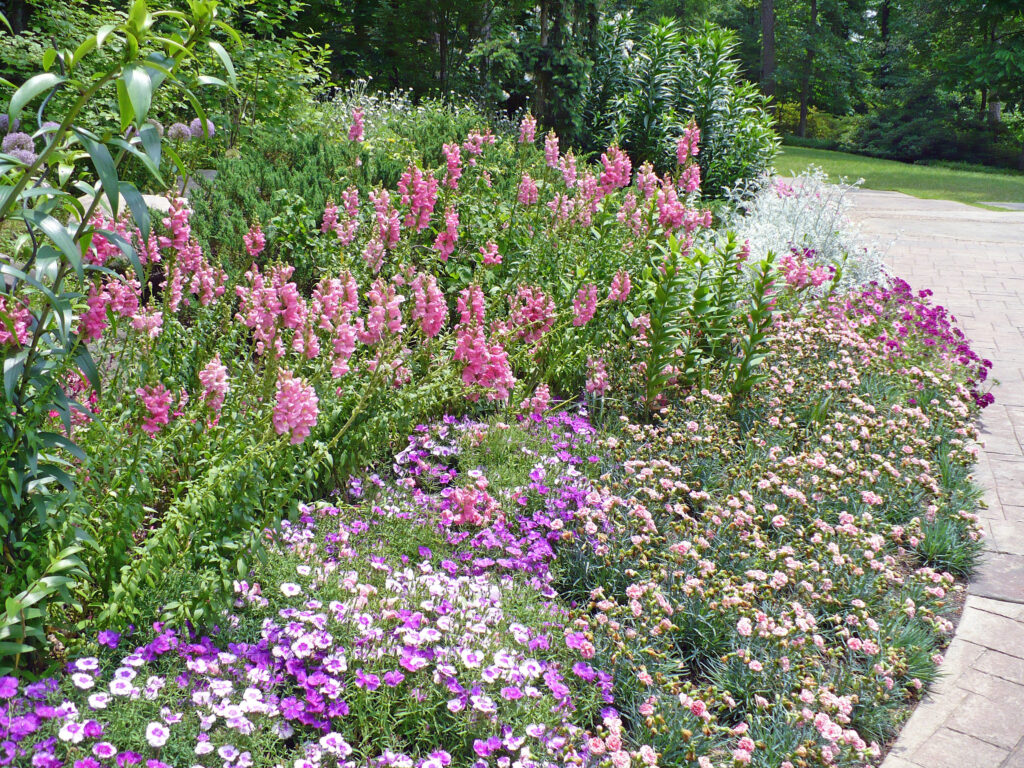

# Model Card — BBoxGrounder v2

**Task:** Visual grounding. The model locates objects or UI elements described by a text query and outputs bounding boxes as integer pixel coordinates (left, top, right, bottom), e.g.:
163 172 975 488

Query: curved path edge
844 190 1024 768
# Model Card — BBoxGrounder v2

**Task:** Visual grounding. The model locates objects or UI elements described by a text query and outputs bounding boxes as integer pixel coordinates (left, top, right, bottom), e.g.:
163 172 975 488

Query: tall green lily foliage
0 0 236 672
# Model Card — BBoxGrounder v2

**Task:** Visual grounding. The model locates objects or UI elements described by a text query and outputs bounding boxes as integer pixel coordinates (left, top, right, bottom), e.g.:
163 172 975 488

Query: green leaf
208 40 237 86
23 210 83 279
119 182 151 244
73 130 119 217
136 122 162 168
38 433 86 462
96 24 117 48
74 347 101 394
42 48 58 71
7 72 64 120
115 79 134 132
121 65 153 124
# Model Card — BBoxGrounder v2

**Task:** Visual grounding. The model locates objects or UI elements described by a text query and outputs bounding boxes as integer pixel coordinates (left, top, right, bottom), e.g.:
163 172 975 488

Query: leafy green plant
0 0 236 672
583 17 779 196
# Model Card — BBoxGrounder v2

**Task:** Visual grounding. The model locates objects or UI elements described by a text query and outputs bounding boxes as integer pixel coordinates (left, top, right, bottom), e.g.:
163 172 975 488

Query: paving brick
907 728 1009 768
844 188 1024 766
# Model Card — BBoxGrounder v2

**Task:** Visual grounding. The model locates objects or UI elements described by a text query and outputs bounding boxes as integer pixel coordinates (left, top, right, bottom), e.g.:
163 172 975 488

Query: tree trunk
760 0 776 102
6 0 30 34
797 0 818 138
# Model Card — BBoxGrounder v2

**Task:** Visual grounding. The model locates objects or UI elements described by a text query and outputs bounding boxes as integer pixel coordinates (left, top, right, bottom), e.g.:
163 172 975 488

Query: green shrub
581 17 779 196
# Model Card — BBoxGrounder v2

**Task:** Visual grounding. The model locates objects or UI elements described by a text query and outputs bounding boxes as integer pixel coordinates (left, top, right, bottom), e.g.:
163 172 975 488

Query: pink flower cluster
509 285 556 343
135 383 172 436
432 205 459 261
442 143 462 190
520 383 551 416
411 273 446 338
572 284 598 326
397 164 438 232
198 353 229 413
586 357 609 396
676 121 700 165
461 130 495 164
608 270 632 303
0 295 31 347
443 477 502 526
273 369 319 444
322 190 360 245
358 278 405 345
599 147 632 193
159 199 226 312
519 114 537 144
243 224 265 258
779 247 834 289
544 132 560 168
517 173 539 205
479 241 501 266
348 108 364 142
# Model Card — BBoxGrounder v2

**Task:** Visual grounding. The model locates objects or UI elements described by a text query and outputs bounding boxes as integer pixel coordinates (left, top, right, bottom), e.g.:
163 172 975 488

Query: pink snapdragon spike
780 246 833 289
586 357 609 396
358 278 405 345
520 383 551 416
479 241 501 265
0 295 32 347
461 129 494 165
599 146 632 193
198 353 229 413
85 211 130 266
321 199 339 234
559 152 577 188
509 285 556 343
680 164 701 193
517 173 539 205
273 370 319 445
453 325 515 402
131 309 162 339
635 162 658 199
544 131 560 168
243 224 265 258
348 107 365 142
80 283 110 342
442 143 462 190
411 273 446 338
572 284 599 326
397 164 438 232
457 284 485 326
370 189 401 249
432 205 459 261
105 276 140 320
518 113 537 144
676 120 701 165
608 270 632 302
135 383 172 436
330 318 358 378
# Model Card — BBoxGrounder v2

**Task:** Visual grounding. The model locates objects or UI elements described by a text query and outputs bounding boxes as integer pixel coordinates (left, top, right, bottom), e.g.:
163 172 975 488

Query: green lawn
775 145 1024 208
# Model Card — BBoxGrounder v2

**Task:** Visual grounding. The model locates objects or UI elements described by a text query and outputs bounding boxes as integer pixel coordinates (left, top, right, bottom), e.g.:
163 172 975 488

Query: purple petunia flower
0 677 17 699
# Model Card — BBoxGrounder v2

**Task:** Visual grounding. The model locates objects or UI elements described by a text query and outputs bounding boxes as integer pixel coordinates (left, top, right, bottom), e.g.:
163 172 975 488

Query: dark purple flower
98 630 121 649
0 677 17 699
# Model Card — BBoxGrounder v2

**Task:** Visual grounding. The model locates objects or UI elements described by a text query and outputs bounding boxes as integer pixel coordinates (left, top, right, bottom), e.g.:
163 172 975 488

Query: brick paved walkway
844 190 1024 768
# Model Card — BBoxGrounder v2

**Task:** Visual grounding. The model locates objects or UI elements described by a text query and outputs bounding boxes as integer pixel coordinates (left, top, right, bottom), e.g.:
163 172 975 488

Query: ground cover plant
0 281 991 765
775 146 1024 208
